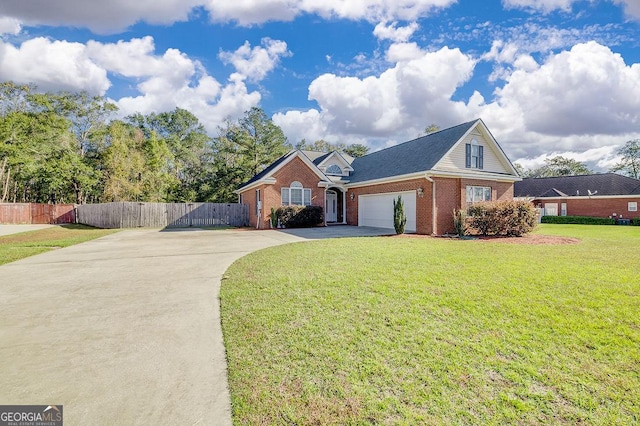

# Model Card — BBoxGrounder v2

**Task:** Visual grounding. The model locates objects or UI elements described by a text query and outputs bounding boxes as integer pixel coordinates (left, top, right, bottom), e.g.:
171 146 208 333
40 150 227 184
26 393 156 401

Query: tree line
0 82 368 205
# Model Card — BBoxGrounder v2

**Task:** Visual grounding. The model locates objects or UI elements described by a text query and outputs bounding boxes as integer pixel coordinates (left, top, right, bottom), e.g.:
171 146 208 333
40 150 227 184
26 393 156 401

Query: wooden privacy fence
0 203 75 224
76 202 249 229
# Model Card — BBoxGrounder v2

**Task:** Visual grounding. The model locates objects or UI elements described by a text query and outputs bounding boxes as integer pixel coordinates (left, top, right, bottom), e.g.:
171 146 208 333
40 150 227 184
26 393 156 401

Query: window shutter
281 188 289 205
303 189 311 206
465 143 471 168
478 146 484 169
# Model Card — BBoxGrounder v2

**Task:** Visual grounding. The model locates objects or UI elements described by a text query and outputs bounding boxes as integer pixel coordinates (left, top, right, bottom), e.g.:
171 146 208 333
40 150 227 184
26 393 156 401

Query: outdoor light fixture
417 187 424 198
350 193 355 200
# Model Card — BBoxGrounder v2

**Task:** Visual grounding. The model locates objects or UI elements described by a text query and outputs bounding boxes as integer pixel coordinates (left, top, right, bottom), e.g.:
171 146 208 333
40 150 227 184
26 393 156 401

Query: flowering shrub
466 200 537 236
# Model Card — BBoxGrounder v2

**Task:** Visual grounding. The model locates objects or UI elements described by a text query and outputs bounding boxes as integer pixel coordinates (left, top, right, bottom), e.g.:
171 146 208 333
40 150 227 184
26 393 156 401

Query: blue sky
0 0 639 171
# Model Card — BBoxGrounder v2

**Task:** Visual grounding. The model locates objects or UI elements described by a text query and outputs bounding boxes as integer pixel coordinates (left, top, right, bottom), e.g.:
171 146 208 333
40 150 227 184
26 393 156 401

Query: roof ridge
358 119 479 159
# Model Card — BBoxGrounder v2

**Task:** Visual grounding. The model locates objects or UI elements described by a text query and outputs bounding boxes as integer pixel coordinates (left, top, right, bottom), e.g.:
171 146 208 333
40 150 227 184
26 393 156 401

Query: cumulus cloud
493 41 640 137
0 35 275 134
0 0 456 33
613 0 640 20
0 16 21 35
373 21 419 42
0 37 110 94
502 0 575 13
205 0 456 25
0 0 202 34
274 46 476 144
219 38 291 82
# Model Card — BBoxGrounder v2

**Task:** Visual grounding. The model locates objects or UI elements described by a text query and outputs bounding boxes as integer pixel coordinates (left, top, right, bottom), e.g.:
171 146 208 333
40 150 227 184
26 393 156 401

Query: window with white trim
465 138 484 169
629 202 638 212
466 186 491 204
326 164 342 175
281 181 312 206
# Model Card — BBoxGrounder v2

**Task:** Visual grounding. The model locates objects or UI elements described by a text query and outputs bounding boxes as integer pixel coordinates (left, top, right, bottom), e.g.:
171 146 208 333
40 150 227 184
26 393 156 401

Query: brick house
514 173 640 220
236 119 520 235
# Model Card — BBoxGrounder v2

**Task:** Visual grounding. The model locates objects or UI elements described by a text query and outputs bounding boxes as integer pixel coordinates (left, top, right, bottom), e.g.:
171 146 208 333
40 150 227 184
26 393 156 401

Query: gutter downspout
425 175 436 235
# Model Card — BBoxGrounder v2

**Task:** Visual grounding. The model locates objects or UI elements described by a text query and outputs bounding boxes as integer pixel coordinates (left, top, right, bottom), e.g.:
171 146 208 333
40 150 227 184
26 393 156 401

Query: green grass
221 225 640 425
0 224 119 265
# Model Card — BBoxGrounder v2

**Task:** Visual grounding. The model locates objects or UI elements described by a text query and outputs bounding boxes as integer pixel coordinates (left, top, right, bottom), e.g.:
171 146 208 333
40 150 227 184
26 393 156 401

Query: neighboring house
514 173 640 218
236 119 520 234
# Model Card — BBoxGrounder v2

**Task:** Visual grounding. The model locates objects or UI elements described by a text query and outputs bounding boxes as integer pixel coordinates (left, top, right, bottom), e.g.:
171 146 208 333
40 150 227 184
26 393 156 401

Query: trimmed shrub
466 200 537 236
633 217 640 226
393 195 407 234
276 205 324 228
541 216 616 225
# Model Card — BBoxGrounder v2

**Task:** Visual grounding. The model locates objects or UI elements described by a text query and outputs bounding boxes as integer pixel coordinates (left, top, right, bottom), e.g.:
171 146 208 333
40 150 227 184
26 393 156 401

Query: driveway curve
0 228 308 425
0 226 390 425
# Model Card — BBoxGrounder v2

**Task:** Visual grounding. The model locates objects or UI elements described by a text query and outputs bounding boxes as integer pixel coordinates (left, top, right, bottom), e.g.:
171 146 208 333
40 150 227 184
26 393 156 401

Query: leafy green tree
424 124 440 135
128 108 211 201
101 121 146 202
343 143 369 158
211 108 291 202
527 156 592 178
610 139 640 179
295 139 369 158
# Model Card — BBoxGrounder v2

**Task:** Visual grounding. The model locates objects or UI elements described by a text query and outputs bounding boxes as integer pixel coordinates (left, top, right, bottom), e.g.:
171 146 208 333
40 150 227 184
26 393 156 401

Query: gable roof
514 173 640 197
240 151 295 188
347 120 479 184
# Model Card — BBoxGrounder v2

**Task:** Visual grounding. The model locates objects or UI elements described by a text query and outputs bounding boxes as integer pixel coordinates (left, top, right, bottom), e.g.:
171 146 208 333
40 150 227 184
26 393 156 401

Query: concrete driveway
0 225 389 425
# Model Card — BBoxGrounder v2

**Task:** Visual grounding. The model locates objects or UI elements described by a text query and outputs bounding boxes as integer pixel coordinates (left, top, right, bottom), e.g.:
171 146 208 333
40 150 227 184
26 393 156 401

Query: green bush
541 216 616 225
276 205 324 228
631 217 640 226
393 195 407 234
466 200 537 236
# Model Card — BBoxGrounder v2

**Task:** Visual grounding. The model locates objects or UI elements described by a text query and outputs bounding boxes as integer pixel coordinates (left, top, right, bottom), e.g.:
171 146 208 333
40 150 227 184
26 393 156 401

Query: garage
358 191 417 232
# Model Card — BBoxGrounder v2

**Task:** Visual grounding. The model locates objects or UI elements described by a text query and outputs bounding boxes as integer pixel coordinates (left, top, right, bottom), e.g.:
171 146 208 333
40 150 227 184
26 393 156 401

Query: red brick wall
347 177 515 235
239 156 325 229
346 178 434 234
533 197 640 218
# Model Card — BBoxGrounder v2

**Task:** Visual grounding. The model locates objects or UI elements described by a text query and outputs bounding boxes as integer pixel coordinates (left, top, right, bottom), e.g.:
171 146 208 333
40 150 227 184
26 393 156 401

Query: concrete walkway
0 226 389 425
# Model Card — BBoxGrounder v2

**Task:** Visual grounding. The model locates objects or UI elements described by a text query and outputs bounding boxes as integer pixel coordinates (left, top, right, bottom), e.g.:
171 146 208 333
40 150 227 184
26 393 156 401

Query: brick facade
346 176 513 235
240 156 326 229
533 197 640 219
239 155 517 233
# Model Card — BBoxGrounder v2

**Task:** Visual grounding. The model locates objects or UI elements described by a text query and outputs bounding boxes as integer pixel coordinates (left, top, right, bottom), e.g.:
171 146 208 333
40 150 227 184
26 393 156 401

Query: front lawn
220 225 640 424
0 224 119 265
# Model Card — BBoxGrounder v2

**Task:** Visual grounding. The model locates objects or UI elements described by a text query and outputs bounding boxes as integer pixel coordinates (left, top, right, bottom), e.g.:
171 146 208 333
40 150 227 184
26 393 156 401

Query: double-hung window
465 139 484 169
281 181 311 206
466 186 491 204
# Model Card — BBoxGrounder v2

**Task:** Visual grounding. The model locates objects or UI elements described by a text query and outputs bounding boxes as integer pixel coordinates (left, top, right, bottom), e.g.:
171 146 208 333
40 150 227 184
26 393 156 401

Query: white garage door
358 191 416 232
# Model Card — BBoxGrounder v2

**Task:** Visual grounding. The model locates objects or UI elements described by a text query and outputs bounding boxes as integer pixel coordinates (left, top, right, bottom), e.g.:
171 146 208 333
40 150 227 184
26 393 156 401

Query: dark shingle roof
238 151 295 189
348 120 478 184
514 173 640 197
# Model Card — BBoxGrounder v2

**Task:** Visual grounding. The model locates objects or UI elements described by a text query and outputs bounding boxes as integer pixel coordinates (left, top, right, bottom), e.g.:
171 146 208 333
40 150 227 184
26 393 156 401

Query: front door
326 191 337 222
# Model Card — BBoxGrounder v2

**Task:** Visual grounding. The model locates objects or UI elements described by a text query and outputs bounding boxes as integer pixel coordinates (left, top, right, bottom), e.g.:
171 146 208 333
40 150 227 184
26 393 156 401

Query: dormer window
326 164 342 175
465 139 484 169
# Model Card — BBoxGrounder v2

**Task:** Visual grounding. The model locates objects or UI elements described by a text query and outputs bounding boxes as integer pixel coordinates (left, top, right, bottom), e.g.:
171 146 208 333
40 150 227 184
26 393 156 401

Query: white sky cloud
502 0 576 13
0 16 21 35
0 37 110 94
0 0 456 33
373 21 419 42
0 0 202 34
614 0 640 20
206 0 456 25
219 38 291 83
274 46 476 144
0 35 274 134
